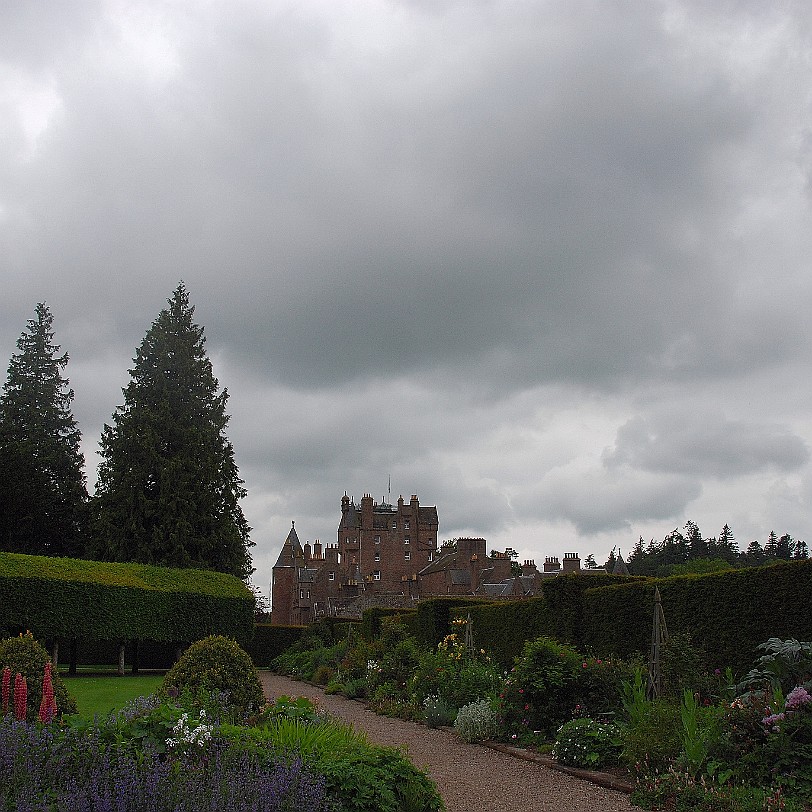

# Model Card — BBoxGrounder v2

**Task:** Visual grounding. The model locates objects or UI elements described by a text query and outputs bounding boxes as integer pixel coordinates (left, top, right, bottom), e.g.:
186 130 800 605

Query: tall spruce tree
92 284 253 579
0 303 88 556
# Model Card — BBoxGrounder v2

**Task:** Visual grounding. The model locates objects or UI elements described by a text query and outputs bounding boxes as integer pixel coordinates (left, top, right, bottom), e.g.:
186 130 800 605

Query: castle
270 492 601 625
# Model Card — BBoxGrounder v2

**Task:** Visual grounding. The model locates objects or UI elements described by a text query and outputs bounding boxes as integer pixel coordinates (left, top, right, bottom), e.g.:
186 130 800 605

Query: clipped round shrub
162 635 264 716
0 631 77 720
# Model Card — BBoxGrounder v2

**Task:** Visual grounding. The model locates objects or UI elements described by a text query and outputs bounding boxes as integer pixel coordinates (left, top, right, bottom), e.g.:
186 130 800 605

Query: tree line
0 284 253 580
614 520 808 577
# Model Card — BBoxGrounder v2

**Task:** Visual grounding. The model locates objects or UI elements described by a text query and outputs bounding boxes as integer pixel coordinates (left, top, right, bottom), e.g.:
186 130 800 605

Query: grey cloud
516 465 702 536
604 410 810 478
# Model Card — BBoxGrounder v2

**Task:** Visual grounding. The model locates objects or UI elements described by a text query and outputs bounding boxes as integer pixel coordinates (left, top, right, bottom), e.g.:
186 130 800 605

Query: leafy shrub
499 636 582 740
553 717 623 769
454 698 498 743
422 694 456 728
0 631 76 720
162 635 264 718
737 638 812 694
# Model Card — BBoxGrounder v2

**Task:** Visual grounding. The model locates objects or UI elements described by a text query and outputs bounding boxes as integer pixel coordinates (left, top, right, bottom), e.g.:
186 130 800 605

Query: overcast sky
3 0 812 599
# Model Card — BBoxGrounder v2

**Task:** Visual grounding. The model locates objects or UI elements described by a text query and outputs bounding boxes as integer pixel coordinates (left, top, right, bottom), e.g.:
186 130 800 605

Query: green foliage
162 635 264 717
360 606 416 640
620 699 682 773
499 637 627 741
410 621 502 712
244 702 443 812
621 666 649 726
0 303 88 558
92 283 253 580
736 637 812 694
553 717 623 768
0 631 77 719
0 551 255 644
678 689 720 777
365 619 421 704
454 698 498 743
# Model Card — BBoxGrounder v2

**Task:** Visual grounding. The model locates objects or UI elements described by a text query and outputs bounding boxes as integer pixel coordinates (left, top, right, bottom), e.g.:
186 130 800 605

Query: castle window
392 521 397 529
373 570 381 581
428 552 433 561
404 520 410 529
374 552 380 562
404 551 411 561
404 537 410 545
328 571 335 581
374 535 380 544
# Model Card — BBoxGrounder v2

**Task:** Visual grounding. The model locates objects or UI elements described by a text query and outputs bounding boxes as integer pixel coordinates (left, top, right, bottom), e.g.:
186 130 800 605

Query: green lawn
62 674 164 720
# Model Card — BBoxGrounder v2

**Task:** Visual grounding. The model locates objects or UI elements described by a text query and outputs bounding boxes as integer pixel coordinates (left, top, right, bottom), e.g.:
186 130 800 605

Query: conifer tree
0 303 88 556
92 284 253 579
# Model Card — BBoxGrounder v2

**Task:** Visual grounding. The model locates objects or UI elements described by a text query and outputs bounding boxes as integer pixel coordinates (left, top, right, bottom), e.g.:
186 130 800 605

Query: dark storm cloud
2 0 812 592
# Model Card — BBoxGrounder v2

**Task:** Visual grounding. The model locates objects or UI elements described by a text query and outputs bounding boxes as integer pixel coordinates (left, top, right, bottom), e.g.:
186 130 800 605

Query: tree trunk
117 642 125 676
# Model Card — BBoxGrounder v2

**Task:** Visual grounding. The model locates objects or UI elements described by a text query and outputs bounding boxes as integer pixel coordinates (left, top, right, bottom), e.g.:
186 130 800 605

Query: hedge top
0 551 252 599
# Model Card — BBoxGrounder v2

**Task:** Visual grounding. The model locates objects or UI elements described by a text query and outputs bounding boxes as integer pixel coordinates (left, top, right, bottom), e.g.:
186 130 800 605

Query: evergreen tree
793 539 809 559
717 523 739 563
92 284 253 579
744 539 765 566
776 533 794 560
684 520 707 559
764 531 779 559
0 303 88 556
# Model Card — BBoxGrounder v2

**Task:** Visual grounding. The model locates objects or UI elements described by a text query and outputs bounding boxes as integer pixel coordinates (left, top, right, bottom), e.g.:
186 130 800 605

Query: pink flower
38 662 57 724
13 673 26 721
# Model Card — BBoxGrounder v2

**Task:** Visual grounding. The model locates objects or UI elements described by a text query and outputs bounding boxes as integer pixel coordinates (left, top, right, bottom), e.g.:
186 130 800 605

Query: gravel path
259 672 637 812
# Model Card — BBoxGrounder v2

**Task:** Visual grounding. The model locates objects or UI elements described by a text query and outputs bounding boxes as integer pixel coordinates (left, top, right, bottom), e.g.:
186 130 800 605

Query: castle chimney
522 559 537 576
543 556 560 573
562 552 581 573
313 541 322 559
303 542 311 561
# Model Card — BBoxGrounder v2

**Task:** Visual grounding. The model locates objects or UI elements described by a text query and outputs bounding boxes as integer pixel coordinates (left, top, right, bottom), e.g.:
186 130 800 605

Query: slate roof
272 523 303 568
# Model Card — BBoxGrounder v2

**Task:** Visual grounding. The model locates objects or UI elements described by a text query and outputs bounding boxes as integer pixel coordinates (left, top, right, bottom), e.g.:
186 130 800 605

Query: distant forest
609 521 808 577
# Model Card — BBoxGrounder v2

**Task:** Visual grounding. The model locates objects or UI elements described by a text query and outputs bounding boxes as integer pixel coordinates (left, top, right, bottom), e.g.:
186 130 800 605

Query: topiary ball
162 635 264 716
0 631 77 721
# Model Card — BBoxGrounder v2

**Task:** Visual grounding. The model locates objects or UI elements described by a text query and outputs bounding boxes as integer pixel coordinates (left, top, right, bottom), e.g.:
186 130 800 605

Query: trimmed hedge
0 552 255 646
246 623 307 666
582 559 812 674
413 597 491 649
452 573 632 665
360 607 417 641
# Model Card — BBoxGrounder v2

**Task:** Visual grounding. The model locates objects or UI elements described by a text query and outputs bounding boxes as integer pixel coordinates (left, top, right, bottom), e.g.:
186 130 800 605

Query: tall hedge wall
246 624 306 666
413 597 492 649
582 559 812 674
452 573 632 665
0 552 255 645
